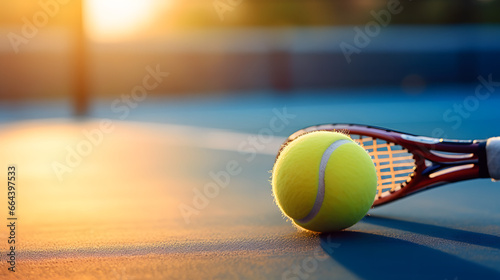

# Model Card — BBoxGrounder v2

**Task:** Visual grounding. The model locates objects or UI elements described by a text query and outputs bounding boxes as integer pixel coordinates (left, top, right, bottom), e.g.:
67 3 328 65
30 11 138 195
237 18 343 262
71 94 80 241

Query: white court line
0 118 286 156
135 121 286 156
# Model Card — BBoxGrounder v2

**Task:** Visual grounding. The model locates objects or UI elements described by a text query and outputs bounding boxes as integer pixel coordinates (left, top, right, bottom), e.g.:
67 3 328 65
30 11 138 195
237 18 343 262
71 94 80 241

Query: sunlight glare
86 0 158 41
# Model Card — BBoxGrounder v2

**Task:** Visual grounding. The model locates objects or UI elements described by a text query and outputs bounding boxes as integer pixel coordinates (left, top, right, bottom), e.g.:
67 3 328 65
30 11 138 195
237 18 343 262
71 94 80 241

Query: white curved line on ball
296 139 351 224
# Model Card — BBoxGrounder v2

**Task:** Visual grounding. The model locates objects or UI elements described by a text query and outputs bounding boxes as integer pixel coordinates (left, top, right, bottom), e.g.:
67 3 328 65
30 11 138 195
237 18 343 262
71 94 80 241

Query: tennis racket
282 124 500 207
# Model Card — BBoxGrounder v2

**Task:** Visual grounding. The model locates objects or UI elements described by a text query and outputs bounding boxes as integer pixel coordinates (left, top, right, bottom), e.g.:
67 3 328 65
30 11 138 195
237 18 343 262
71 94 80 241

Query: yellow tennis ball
272 131 377 232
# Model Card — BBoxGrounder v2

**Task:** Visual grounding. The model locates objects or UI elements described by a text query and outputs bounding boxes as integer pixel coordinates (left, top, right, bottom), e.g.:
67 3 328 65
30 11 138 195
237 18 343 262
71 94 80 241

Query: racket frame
284 124 489 207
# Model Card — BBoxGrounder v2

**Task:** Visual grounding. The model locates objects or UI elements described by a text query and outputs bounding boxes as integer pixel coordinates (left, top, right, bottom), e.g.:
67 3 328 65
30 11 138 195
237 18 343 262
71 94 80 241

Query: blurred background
1 0 499 119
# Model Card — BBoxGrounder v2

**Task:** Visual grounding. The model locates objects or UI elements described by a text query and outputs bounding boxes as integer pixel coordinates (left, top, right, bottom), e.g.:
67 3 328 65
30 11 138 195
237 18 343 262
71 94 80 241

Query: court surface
1 86 500 279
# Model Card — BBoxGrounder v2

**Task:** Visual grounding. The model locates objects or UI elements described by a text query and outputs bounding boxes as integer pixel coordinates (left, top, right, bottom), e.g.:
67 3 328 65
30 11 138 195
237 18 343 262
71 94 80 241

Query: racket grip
487 137 500 181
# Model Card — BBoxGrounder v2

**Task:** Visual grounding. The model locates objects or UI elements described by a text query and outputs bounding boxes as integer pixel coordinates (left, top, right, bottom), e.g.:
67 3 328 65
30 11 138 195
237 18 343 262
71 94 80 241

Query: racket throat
422 160 479 177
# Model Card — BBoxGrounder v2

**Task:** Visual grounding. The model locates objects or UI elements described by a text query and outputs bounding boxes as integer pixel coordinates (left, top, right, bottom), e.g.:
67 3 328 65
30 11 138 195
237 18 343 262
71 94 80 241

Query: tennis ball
272 131 377 232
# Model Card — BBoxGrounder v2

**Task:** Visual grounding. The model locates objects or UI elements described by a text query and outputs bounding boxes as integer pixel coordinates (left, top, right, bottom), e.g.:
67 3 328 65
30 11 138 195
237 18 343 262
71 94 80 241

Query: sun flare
85 0 158 41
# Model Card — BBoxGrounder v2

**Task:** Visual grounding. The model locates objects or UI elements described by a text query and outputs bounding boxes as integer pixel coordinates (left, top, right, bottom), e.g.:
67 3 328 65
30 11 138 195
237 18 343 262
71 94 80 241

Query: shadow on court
364 215 500 250
320 229 500 280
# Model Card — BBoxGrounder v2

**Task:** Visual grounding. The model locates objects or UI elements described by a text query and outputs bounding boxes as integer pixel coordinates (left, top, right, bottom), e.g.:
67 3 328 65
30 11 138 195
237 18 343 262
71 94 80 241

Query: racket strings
352 135 416 198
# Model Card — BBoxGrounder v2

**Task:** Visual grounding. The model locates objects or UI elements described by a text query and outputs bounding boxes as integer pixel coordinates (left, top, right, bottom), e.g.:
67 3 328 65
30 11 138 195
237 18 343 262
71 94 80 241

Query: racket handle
487 137 500 181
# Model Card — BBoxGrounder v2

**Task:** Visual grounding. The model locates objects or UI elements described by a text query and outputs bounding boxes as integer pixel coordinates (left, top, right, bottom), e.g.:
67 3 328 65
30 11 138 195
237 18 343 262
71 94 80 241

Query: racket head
280 124 488 207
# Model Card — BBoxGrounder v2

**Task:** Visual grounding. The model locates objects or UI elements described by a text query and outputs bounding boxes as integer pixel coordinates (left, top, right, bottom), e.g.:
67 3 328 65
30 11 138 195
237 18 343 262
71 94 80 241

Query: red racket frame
284 124 489 207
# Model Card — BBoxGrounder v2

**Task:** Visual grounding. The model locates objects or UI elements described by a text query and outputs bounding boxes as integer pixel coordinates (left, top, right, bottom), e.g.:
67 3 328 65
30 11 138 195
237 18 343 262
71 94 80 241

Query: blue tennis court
1 87 500 279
